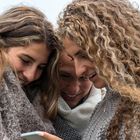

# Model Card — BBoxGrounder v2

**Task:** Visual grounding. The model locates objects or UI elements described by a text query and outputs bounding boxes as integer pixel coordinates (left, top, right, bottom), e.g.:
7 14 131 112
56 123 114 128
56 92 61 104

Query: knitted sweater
0 68 54 140
82 89 120 140
53 89 121 140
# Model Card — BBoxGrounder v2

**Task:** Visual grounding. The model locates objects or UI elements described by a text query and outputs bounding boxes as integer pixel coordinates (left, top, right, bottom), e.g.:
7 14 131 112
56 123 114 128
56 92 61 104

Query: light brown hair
0 6 62 118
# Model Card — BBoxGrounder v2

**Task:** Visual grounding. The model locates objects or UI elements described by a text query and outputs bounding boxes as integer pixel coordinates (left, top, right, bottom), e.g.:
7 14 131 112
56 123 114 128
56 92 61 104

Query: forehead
59 62 75 73
8 42 49 62
62 37 82 56
62 37 92 61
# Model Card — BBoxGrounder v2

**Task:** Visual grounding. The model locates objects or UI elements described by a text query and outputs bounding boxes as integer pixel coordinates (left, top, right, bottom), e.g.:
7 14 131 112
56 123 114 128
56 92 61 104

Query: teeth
67 94 78 98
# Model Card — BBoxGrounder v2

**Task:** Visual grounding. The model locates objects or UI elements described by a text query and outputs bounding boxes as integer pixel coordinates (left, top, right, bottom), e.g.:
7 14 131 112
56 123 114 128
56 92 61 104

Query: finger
40 132 62 140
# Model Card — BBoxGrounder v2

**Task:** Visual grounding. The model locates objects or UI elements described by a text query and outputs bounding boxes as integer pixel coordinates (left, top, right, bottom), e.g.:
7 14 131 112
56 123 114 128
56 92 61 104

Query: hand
39 132 62 140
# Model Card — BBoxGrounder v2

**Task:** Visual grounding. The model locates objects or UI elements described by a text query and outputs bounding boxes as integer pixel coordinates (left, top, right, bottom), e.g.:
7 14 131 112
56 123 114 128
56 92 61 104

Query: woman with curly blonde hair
54 0 140 139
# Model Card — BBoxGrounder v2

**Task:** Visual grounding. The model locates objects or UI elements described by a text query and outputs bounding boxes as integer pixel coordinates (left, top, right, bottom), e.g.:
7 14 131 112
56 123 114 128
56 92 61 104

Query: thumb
40 132 62 140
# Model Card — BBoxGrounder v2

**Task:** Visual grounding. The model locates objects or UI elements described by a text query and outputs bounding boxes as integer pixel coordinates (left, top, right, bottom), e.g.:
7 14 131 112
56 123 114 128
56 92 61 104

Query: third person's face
59 53 93 108
61 37 106 89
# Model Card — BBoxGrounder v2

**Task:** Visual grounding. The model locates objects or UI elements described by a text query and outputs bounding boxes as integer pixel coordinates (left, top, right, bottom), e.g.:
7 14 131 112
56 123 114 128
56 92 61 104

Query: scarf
0 68 54 140
58 86 106 134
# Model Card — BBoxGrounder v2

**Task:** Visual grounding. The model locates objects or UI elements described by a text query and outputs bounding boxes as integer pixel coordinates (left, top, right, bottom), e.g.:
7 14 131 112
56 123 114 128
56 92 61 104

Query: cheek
59 80 67 90
81 82 93 95
35 71 42 80
9 57 23 72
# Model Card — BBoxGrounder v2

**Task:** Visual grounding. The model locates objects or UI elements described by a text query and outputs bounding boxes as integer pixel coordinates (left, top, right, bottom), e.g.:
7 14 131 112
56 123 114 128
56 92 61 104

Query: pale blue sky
0 0 72 27
0 0 139 27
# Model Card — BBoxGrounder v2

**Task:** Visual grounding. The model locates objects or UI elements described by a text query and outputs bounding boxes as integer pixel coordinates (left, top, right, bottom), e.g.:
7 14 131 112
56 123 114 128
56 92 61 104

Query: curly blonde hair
57 0 140 102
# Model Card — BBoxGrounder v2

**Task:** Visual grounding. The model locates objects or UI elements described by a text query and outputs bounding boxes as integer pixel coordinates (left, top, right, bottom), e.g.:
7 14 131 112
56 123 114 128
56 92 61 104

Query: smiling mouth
62 92 80 99
67 94 79 98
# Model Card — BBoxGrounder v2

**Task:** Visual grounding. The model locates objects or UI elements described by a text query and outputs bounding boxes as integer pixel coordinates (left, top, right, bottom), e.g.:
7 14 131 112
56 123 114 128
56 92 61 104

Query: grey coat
0 68 54 140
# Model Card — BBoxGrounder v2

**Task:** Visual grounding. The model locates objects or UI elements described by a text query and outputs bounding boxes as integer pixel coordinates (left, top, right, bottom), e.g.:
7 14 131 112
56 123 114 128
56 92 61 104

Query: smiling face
7 42 50 86
59 53 93 108
62 37 106 89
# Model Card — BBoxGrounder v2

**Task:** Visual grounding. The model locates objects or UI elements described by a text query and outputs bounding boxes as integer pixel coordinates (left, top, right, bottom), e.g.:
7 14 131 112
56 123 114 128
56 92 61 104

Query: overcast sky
0 0 139 27
0 0 72 27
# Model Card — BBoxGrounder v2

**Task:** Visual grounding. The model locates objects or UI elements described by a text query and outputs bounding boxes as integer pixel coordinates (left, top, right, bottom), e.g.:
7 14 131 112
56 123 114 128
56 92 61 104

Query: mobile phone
21 131 46 140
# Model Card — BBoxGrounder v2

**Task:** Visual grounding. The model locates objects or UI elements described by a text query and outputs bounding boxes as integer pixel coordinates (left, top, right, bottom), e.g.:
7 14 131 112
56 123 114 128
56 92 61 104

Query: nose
68 80 80 94
23 67 40 84
74 59 87 77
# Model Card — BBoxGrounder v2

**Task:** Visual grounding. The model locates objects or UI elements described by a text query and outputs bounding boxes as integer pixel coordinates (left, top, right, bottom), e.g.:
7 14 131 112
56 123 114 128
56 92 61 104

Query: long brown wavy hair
0 6 62 119
57 0 140 138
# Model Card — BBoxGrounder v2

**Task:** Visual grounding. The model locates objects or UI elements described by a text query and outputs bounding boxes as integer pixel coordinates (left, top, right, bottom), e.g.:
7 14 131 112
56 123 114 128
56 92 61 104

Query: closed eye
76 50 89 60
59 72 73 81
19 56 32 65
88 73 97 78
38 64 47 70
60 73 71 78
79 75 89 81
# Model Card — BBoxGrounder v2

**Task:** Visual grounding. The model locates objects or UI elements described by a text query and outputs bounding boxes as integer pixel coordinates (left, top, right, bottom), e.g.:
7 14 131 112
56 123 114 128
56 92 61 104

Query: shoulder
83 89 121 140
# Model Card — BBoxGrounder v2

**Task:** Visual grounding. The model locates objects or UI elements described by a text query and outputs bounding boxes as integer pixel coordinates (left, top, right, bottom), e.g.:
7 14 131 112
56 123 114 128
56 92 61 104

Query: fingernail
38 132 44 136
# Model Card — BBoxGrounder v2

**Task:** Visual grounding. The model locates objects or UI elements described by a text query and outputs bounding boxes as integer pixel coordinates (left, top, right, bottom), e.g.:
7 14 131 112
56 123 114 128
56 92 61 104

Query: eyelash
38 65 46 70
60 74 70 78
20 58 30 64
18 56 47 73
60 74 72 80
77 53 89 59
60 74 89 82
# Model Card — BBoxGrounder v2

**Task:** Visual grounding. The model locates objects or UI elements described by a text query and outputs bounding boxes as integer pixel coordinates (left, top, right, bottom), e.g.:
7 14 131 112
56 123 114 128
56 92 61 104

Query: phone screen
21 131 46 140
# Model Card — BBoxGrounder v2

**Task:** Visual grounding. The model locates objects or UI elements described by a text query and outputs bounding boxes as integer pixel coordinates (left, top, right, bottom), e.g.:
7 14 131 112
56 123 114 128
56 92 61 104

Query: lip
67 94 79 98
62 92 80 100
